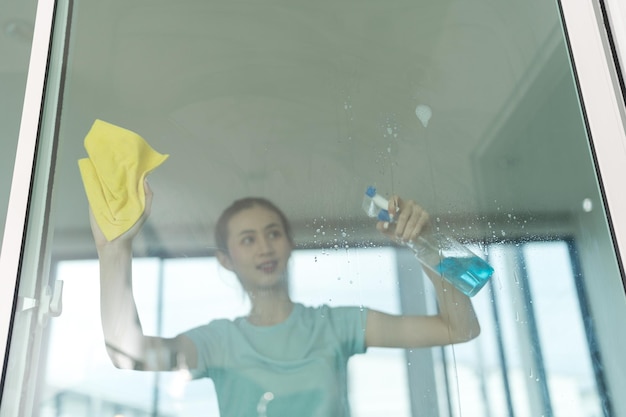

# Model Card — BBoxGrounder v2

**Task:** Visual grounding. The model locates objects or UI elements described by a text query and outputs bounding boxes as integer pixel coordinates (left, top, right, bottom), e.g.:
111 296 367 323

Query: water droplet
415 104 432 127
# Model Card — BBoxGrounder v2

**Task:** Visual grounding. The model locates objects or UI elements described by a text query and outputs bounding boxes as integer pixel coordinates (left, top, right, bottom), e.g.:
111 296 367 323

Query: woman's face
218 204 293 291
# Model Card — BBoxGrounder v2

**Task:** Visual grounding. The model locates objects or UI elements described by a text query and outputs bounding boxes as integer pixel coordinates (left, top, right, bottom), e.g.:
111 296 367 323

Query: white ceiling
1 0 602 257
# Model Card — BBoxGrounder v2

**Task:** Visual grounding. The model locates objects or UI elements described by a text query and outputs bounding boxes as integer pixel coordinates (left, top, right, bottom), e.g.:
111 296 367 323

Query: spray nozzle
362 186 393 222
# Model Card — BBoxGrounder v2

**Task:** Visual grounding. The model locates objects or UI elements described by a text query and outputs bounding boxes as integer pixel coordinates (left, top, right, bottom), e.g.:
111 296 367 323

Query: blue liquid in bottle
435 256 494 297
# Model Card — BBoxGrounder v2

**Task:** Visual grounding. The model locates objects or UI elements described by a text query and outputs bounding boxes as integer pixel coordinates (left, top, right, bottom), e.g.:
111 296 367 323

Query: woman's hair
214 197 294 253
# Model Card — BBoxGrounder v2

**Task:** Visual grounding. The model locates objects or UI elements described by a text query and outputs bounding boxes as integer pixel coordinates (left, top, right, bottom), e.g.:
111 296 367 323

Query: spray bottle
363 186 493 297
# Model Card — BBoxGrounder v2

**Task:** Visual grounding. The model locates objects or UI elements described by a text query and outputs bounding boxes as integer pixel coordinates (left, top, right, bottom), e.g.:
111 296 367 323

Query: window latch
37 280 64 327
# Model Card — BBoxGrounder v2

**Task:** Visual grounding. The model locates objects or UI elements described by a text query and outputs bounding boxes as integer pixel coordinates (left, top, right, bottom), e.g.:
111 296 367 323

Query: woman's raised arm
92 182 197 371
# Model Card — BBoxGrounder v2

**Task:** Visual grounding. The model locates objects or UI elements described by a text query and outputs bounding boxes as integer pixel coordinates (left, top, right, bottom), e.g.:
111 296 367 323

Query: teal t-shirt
184 303 368 417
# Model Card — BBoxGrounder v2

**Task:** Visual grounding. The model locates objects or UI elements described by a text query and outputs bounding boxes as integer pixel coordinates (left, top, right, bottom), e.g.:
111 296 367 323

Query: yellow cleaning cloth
78 119 169 241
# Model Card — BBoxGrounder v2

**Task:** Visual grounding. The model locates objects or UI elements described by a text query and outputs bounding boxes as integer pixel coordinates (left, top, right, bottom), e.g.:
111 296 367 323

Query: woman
92 182 480 416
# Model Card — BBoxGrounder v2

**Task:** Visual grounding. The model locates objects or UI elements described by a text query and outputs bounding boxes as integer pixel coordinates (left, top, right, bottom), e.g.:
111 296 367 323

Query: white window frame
0 0 56 379
602 0 626 84
558 0 626 275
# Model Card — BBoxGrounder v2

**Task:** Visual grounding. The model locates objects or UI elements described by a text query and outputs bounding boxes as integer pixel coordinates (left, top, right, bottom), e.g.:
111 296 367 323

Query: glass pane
3 0 625 416
0 0 37 252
